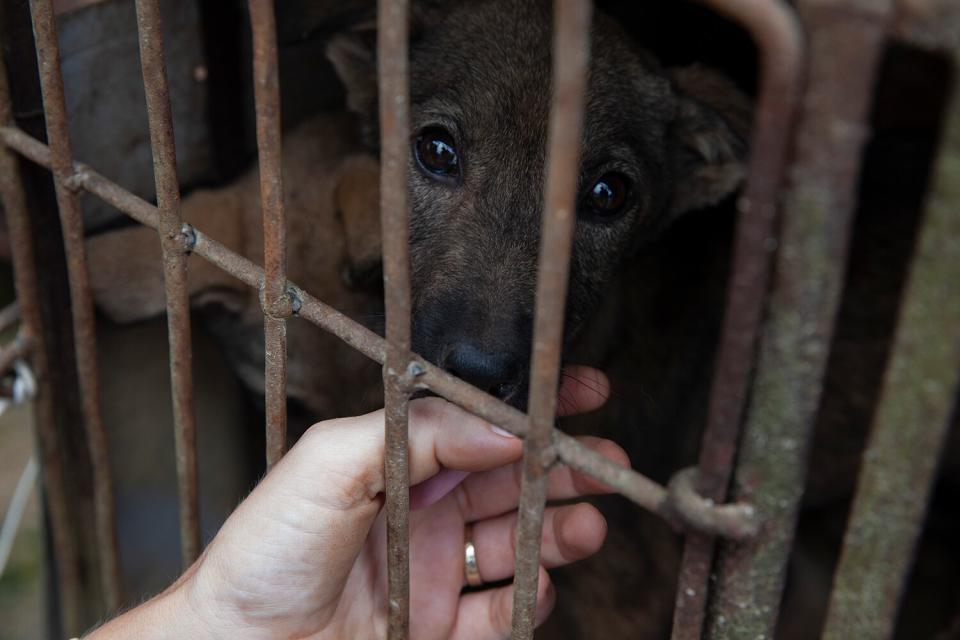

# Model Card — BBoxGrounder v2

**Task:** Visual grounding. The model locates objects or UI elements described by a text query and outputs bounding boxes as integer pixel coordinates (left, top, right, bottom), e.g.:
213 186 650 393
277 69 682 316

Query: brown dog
88 113 385 422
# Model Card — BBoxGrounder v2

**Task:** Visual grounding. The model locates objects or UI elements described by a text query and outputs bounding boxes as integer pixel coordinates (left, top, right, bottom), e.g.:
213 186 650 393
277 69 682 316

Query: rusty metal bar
133 0 201 567
27 0 122 610
671 1 804 637
377 0 413 636
704 2 894 638
0 121 758 539
510 2 592 637
0 38 84 631
247 0 290 469
821 53 960 640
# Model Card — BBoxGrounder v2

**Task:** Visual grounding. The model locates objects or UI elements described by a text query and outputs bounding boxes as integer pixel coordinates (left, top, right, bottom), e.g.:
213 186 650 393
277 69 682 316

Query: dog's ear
326 4 452 120
335 153 383 290
327 22 379 118
668 66 752 218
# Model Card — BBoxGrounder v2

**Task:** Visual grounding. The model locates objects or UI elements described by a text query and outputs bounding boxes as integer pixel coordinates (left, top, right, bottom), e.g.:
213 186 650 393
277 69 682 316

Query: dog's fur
88 114 385 421
328 0 750 406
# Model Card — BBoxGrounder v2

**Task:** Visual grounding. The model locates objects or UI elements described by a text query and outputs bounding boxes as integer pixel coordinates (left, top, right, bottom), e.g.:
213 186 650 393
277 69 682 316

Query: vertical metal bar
821 57 960 640
377 0 412 637
0 29 83 632
133 0 201 567
510 2 591 638
248 0 290 469
27 0 122 610
705 3 893 638
672 2 803 638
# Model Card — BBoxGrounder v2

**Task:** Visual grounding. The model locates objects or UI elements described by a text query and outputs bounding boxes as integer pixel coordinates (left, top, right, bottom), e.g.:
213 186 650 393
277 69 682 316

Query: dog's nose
444 343 519 400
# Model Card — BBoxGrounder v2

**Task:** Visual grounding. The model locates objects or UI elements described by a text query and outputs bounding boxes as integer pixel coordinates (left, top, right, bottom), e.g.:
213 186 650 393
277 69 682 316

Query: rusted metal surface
821 54 960 640
704 2 894 638
510 2 592 637
0 38 84 631
377 0 413 636
27 0 122 611
133 0 201 567
671 1 804 637
248 0 290 469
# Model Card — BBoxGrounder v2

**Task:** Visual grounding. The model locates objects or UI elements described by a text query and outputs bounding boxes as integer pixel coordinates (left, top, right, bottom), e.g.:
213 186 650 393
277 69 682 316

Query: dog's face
329 0 750 407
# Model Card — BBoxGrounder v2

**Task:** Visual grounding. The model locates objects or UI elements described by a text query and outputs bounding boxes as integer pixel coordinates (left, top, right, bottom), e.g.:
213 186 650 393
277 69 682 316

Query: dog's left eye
415 128 460 180
583 173 629 219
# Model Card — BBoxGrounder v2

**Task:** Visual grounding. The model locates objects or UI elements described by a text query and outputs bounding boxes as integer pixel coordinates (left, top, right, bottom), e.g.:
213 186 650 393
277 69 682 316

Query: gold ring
464 524 483 587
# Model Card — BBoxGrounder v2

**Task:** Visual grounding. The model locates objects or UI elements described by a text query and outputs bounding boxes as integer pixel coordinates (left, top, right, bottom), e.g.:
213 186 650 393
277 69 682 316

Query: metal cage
0 0 957 638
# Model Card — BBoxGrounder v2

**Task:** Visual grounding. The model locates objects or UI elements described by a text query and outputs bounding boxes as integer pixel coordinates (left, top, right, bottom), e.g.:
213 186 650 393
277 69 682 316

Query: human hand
88 366 626 639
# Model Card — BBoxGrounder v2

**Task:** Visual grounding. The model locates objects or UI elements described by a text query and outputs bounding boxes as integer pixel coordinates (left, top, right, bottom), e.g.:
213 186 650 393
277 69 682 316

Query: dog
88 112 386 423
88 1 750 636
327 0 750 409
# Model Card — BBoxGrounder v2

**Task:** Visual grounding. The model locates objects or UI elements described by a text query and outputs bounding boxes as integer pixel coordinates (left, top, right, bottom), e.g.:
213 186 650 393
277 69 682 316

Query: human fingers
452 436 629 521
449 566 555 640
464 502 606 586
556 365 610 417
286 397 522 514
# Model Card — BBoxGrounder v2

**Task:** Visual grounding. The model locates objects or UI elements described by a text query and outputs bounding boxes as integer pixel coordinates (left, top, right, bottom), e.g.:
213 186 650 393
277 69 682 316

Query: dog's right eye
415 128 460 181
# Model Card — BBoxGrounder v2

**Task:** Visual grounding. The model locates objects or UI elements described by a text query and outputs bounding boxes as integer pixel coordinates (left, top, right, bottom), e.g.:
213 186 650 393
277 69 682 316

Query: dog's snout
444 342 519 400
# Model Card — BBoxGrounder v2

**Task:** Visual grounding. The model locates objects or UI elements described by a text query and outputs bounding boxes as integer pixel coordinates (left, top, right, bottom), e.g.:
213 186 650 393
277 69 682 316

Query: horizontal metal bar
821 51 960 640
0 123 757 540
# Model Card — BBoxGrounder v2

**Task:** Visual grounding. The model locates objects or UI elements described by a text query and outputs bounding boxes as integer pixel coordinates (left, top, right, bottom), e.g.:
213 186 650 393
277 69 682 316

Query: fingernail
491 425 517 438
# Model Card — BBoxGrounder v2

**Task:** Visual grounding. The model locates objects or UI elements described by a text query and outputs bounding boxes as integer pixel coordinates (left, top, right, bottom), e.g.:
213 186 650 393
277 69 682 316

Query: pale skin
87 366 625 639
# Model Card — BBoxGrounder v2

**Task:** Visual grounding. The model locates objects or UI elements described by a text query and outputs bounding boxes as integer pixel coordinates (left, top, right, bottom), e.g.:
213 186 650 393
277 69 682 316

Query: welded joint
397 359 427 392
179 223 197 253
665 466 759 541
61 171 84 194
258 283 302 319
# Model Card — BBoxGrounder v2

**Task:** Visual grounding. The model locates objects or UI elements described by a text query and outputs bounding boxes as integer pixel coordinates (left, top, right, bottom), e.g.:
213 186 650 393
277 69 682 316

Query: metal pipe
821 51 960 640
377 0 413 636
133 0 201 568
248 0 290 469
672 1 804 636
27 0 122 610
511 2 592 637
705 2 894 637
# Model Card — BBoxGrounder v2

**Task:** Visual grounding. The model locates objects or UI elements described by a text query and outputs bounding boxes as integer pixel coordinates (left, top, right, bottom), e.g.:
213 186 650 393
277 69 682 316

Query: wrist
83 571 220 640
